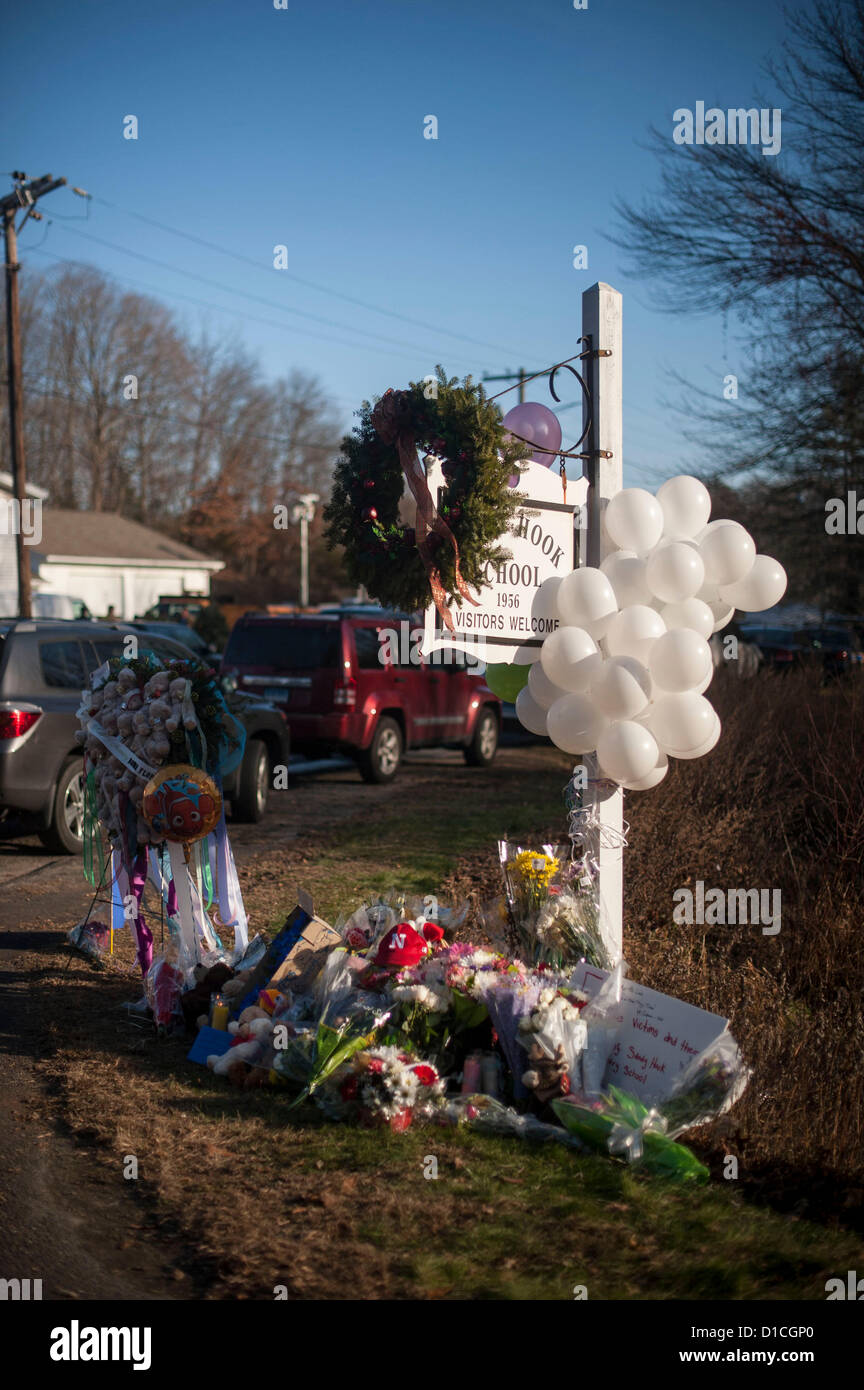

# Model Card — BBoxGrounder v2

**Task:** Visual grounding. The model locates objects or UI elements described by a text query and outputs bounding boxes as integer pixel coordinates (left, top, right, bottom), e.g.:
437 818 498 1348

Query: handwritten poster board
570 963 729 1105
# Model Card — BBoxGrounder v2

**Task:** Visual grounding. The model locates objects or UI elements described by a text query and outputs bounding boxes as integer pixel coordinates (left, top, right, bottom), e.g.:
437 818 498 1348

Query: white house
0 475 223 618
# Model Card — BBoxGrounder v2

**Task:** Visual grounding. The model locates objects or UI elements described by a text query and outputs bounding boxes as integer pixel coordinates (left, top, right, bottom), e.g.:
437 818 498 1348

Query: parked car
794 624 863 681
221 607 502 783
734 624 801 671
0 619 290 853
128 619 218 661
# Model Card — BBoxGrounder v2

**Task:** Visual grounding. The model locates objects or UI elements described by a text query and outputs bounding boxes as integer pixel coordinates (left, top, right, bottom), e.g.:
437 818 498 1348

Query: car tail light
0 708 42 740
333 676 357 708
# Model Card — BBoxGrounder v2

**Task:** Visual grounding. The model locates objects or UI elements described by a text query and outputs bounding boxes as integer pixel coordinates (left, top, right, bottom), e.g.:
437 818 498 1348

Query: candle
210 992 229 1031
461 1052 482 1094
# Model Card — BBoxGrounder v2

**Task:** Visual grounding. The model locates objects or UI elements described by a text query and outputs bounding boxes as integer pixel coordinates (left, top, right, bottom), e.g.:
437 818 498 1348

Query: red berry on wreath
363 478 375 489
363 507 378 522
450 505 462 519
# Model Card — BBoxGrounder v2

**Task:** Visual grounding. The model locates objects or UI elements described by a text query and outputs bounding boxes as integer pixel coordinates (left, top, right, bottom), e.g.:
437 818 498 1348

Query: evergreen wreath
324 368 532 617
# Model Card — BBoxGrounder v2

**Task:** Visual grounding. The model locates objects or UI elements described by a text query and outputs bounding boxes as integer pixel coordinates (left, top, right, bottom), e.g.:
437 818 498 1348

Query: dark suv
0 619 290 853
221 607 501 783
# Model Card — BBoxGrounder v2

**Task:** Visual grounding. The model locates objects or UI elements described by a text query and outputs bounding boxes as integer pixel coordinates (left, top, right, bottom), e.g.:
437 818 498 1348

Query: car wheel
38 757 86 855
464 707 499 767
231 738 270 822
359 717 403 784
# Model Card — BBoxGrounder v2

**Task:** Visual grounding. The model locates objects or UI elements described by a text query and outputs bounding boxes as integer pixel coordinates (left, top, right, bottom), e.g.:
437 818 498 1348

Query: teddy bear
144 739 169 767
522 1040 570 1105
87 687 105 718
117 667 138 693
117 708 135 737
132 707 151 737
101 704 120 736
164 678 190 733
147 697 172 727
143 671 171 701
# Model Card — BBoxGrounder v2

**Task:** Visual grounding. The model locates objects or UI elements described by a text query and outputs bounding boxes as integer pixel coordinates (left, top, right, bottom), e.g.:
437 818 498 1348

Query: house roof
36 510 220 567
0 470 49 500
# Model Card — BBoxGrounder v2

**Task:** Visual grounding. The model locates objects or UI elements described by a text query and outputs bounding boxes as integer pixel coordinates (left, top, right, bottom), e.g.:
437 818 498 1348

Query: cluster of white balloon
514 475 788 790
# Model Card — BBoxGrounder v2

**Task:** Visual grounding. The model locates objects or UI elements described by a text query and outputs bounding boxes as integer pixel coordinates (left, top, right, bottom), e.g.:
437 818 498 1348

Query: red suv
221 607 501 782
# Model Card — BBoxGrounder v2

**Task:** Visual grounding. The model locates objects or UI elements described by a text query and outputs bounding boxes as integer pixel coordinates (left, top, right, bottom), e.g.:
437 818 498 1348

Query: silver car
0 618 290 853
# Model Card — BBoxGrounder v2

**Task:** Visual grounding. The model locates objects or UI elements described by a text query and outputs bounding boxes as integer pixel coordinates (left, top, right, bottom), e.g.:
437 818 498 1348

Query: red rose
412 1064 437 1087
366 1058 384 1074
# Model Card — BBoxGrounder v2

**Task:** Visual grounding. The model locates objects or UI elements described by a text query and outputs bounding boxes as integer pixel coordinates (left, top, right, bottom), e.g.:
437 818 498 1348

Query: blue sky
7 0 790 488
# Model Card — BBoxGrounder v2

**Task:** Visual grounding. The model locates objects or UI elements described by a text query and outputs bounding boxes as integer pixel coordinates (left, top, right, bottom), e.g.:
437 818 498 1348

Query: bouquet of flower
274 1006 388 1109
496 842 609 970
317 1045 446 1131
660 1032 751 1138
443 1093 584 1150
552 1088 709 1182
518 986 589 1100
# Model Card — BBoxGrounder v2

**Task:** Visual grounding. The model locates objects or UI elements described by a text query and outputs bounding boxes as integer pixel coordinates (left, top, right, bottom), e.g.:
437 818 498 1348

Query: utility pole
290 492 319 607
482 368 548 405
2 172 67 617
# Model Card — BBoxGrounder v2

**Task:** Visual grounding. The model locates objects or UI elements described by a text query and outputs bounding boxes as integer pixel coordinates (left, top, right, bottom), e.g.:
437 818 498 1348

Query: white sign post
583 282 624 967
421 281 625 967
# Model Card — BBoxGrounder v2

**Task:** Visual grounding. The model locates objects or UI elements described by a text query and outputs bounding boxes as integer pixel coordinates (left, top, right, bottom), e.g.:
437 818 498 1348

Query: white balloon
604 604 667 665
590 655 652 720
649 628 713 693
693 664 714 695
604 488 665 554
540 626 602 692
557 566 618 639
718 555 788 612
656 475 711 538
699 521 756 587
600 550 652 608
528 660 568 710
660 597 714 640
533 574 563 619
546 692 606 755
596 720 660 784
515 687 549 737
623 750 669 791
695 518 735 542
709 598 735 632
645 539 706 603
671 712 721 760
643 692 716 755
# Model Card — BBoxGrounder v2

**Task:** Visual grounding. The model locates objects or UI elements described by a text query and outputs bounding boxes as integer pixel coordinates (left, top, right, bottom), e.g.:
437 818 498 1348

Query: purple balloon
502 401 562 471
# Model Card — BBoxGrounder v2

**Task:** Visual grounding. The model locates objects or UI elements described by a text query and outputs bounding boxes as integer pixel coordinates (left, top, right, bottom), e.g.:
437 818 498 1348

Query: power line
24 245 476 381
45 220 497 367
89 193 543 362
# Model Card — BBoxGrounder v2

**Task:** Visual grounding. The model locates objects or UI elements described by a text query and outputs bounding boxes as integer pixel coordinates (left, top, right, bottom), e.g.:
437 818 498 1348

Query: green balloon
484 662 530 702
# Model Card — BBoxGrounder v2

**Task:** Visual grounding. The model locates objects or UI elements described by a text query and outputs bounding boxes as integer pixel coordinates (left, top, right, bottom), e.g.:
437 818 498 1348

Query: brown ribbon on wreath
371 389 480 633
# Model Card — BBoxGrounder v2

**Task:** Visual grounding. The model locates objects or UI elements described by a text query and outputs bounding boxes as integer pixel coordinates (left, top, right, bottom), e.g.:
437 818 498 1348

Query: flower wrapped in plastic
518 986 589 1101
552 1088 710 1183
316 1044 446 1131
659 1031 751 1139
443 1093 583 1151
274 1006 389 1109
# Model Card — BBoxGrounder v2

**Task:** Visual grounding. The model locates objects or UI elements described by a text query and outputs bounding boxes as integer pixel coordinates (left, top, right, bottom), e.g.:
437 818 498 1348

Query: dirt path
0 746 549 1301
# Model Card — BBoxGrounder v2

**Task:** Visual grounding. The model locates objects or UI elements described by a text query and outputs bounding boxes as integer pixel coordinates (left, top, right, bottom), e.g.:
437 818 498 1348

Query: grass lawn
42 744 864 1300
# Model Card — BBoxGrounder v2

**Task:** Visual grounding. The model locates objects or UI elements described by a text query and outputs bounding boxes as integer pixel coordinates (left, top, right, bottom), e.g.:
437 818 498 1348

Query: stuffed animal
522 1040 570 1105
147 697 172 726
143 671 171 701
132 708 151 737
117 667 138 693
164 678 189 733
